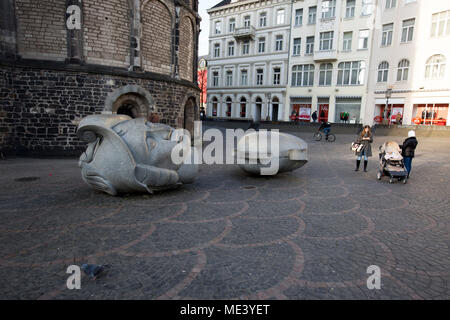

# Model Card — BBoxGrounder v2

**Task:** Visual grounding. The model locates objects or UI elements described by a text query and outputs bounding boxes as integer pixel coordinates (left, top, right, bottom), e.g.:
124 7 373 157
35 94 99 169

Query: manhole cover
15 177 40 182
242 185 256 190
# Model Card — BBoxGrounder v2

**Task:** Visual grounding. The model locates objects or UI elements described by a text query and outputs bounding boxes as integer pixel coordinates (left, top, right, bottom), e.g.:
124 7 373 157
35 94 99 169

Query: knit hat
408 130 416 138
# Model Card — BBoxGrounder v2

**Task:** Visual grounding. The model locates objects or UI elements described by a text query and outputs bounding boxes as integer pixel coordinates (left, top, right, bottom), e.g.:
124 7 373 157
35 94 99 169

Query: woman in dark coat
400 130 418 177
355 125 373 172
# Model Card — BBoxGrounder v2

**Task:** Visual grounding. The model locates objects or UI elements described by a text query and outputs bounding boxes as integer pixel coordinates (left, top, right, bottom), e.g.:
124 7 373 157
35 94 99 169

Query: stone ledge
0 56 200 91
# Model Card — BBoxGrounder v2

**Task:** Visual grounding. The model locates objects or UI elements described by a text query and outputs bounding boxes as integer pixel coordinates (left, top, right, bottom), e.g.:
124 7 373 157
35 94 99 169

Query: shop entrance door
319 104 329 122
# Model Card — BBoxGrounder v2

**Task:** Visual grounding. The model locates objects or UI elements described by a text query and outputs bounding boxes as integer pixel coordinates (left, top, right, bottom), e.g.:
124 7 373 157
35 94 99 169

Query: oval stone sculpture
77 114 198 196
235 131 308 175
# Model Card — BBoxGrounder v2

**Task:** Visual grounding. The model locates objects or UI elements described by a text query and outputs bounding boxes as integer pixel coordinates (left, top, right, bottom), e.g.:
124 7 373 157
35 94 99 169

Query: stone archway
183 98 196 137
105 85 155 120
112 93 149 119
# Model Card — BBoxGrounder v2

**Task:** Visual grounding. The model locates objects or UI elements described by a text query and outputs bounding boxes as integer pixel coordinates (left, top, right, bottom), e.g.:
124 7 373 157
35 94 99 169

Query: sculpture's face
78 115 197 196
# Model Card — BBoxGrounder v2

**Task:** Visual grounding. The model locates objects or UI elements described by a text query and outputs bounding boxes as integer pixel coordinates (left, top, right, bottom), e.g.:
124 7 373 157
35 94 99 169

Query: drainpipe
285 0 294 121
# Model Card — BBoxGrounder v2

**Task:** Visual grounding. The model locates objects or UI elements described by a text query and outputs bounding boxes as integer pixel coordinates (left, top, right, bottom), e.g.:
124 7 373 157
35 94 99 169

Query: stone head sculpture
77 114 198 196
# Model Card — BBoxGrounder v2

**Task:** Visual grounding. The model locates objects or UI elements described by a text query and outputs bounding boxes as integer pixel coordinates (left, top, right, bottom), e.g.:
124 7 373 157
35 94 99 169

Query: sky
198 0 217 57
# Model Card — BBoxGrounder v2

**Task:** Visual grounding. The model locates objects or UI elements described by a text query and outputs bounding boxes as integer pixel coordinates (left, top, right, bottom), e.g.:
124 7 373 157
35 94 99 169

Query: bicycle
313 129 336 142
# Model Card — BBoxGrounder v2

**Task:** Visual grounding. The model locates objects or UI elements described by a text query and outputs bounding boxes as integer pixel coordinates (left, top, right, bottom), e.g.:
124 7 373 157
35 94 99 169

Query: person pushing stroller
399 130 418 178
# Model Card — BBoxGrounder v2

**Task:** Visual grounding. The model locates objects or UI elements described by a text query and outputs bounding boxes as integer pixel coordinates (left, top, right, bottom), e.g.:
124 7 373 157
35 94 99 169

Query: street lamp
385 88 392 124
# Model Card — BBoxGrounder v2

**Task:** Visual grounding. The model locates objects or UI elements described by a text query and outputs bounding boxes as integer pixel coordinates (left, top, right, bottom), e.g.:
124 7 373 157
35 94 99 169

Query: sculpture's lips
80 137 101 165
83 170 116 195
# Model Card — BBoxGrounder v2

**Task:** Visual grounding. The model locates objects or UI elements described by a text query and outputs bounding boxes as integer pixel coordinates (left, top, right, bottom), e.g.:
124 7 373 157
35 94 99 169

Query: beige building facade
206 0 450 126
365 0 450 126
286 0 376 123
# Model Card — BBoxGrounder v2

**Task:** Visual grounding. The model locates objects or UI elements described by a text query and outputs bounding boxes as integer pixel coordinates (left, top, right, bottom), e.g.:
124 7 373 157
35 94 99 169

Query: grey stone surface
236 131 308 175
0 127 449 299
77 114 198 195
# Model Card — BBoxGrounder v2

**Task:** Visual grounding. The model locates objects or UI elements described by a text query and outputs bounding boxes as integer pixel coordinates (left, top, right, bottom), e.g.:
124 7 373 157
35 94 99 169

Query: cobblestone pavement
0 131 449 299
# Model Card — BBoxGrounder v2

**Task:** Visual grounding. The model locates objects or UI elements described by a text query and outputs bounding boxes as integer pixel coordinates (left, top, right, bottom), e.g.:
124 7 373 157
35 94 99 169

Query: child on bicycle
318 121 332 140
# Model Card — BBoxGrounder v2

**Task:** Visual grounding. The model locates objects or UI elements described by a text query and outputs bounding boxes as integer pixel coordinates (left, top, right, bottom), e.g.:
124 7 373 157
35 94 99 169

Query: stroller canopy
380 141 403 161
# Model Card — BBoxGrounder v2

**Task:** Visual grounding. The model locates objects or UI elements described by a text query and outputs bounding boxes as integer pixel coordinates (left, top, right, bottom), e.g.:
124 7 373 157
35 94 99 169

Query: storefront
290 97 312 122
412 103 448 126
318 97 329 122
335 97 362 124
374 98 405 124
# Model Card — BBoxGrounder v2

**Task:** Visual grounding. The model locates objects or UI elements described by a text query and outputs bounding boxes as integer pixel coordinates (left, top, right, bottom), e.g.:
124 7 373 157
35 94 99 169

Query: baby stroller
377 141 408 184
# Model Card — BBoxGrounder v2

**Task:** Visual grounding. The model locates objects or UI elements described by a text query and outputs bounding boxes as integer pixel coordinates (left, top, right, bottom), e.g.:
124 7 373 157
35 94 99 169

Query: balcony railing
313 49 337 62
233 26 255 40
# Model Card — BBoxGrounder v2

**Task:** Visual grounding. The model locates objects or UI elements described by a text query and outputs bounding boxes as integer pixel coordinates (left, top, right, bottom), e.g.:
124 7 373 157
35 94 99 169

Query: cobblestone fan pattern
0 133 449 299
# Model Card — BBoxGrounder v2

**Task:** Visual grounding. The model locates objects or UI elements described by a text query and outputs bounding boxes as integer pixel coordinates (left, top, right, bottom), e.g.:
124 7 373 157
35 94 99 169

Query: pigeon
81 264 112 280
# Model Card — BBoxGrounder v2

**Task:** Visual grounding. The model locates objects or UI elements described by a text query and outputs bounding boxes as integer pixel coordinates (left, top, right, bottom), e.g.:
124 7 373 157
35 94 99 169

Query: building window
258 37 265 53
228 42 235 56
259 12 267 27
226 97 232 117
229 18 235 32
226 70 233 86
214 43 220 58
275 35 283 51
215 21 221 34
343 32 352 51
212 97 218 116
321 0 336 19
256 69 264 85
295 9 303 26
431 10 450 38
319 31 333 51
291 64 315 87
306 36 314 54
381 23 394 46
240 97 247 117
377 61 389 82
337 61 365 85
401 19 415 43
346 0 355 18
244 15 251 28
293 38 301 55
273 68 281 85
242 40 250 55
212 71 219 87
425 54 446 79
277 9 285 25
397 59 409 81
362 0 374 16
319 63 333 86
385 0 396 9
358 29 369 49
241 69 248 86
308 6 317 24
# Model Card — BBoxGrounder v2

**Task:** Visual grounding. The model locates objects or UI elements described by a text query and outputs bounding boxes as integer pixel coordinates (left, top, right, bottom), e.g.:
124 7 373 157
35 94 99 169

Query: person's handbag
351 142 363 152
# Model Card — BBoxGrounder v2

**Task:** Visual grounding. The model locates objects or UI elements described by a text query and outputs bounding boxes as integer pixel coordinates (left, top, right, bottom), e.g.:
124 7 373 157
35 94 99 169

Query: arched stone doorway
113 94 149 119
183 98 196 137
105 85 154 120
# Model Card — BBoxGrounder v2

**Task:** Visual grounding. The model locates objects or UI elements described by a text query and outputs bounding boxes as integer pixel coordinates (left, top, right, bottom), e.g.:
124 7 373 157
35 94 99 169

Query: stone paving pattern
0 130 449 299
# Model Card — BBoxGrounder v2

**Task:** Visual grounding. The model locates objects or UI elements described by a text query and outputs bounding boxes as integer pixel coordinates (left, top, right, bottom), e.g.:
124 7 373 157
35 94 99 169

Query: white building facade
286 0 376 124
206 0 292 122
207 0 450 126
365 0 450 126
